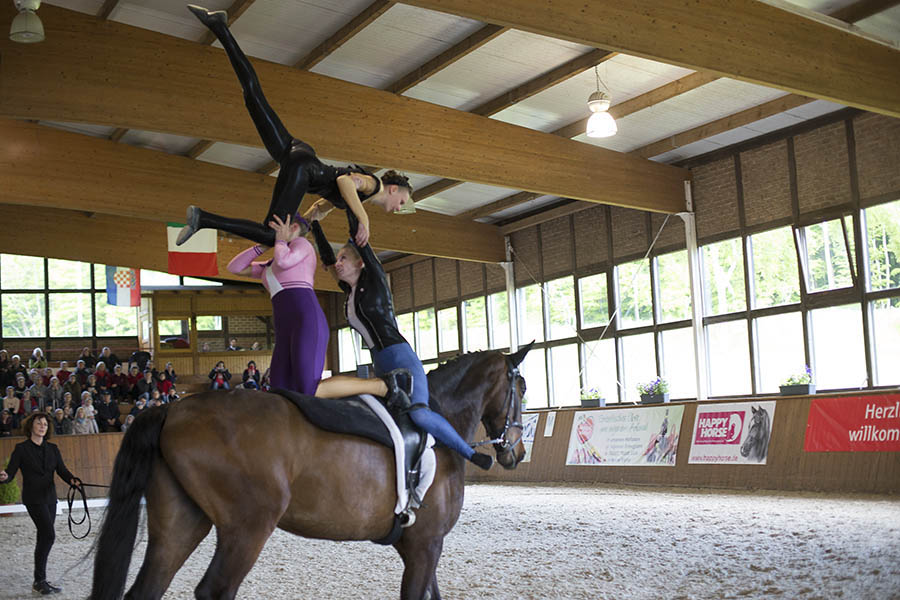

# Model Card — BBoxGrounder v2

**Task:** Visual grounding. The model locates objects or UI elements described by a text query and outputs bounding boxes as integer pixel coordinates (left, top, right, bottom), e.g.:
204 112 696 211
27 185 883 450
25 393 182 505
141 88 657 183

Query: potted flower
0 456 21 517
780 366 815 396
638 377 669 404
580 387 604 408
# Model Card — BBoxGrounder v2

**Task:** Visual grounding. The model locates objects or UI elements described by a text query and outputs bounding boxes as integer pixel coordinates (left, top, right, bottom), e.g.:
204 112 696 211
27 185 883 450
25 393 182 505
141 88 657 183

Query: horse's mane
426 350 497 409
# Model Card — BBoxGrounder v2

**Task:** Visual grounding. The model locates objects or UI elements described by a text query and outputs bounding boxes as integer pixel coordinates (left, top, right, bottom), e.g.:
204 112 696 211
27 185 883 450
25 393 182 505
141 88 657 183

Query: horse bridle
472 359 524 453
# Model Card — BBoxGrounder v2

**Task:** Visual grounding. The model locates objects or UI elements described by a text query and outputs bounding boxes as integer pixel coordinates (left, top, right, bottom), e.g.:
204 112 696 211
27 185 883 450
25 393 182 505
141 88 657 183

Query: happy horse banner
688 401 777 465
805 394 900 452
520 413 540 463
565 406 684 467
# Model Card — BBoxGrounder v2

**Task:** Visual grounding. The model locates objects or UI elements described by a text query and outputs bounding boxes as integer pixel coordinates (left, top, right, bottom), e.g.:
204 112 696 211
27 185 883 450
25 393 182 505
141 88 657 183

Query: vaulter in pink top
227 217 328 395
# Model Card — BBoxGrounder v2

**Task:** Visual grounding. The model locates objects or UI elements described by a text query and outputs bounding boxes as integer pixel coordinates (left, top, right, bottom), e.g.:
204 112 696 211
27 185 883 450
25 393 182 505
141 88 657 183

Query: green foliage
752 227 801 308
579 274 608 328
783 365 813 386
657 250 691 322
637 376 669 395
805 219 853 292
0 456 21 505
618 259 652 326
867 200 900 292
580 387 602 400
703 238 747 315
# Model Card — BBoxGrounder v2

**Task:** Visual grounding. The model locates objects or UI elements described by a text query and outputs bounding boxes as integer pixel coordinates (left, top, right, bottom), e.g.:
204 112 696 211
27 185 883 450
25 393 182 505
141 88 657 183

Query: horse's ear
508 341 535 368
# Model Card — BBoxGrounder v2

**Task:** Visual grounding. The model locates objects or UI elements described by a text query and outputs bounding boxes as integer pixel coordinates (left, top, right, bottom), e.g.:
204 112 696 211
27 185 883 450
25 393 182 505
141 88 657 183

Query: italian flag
167 222 218 276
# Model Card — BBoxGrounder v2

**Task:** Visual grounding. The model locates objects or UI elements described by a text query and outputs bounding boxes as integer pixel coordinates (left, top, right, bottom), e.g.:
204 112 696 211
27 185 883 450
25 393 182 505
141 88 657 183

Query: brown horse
90 345 531 600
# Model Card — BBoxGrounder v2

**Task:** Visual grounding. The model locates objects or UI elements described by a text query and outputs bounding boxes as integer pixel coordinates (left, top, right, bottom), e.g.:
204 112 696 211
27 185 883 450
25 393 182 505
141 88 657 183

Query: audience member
96 391 121 433
156 372 174 397
72 407 91 435
121 414 135 432
209 361 232 390
43 377 63 411
62 375 81 404
22 389 38 415
83 374 99 404
145 360 160 381
126 365 142 400
28 347 48 370
27 370 47 405
200 342 211 353
166 387 179 403
56 361 71 385
60 392 75 419
53 409 73 436
0 409 12 436
250 341 261 351
225 338 242 352
261 367 271 392
8 355 28 384
3 387 21 428
163 362 178 385
93 362 112 390
128 349 151 372
130 396 148 418
13 373 28 398
109 364 128 401
41 367 53 386
242 361 261 390
80 392 99 434
78 347 97 370
73 360 91 387
97 347 120 370
135 370 157 399
0 349 9 388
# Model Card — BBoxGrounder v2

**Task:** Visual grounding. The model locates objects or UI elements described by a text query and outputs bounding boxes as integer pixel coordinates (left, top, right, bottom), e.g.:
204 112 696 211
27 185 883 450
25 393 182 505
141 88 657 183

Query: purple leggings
270 287 328 394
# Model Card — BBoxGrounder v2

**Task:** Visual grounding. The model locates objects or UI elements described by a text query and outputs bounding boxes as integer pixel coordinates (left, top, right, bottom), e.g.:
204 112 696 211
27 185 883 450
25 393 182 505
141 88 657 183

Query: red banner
805 394 900 452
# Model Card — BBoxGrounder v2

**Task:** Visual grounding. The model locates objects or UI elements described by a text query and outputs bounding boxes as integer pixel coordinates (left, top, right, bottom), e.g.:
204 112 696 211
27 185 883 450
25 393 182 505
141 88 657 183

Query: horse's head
479 342 532 469
740 406 770 460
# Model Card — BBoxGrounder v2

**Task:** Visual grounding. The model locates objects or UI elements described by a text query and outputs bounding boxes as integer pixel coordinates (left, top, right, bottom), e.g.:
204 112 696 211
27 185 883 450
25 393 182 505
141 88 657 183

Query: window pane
661 327 696 399
707 320 751 396
396 313 415 350
517 285 544 343
197 316 223 331
804 219 853 292
549 344 580 407
183 277 222 287
751 227 800 308
578 273 608 329
811 304 866 390
755 312 804 393
1 293 46 337
142 270 180 287
702 238 746 315
94 293 138 336
416 308 437 360
582 339 617 404
488 291 510 349
866 199 900 291
49 293 92 337
520 348 547 409
94 264 105 289
617 259 652 328
621 333 657 404
463 297 488 351
872 298 900 386
48 259 92 290
1 255 44 290
437 307 459 353
158 319 190 349
547 277 576 340
657 251 691 323
338 327 356 373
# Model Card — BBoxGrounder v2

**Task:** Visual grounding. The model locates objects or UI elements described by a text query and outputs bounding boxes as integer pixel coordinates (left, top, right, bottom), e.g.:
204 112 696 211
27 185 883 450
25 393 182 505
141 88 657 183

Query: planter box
580 398 605 408
640 393 670 404
779 384 816 396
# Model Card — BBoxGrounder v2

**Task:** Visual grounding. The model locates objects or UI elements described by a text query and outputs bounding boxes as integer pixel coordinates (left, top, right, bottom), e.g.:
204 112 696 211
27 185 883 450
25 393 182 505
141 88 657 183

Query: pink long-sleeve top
227 239 316 297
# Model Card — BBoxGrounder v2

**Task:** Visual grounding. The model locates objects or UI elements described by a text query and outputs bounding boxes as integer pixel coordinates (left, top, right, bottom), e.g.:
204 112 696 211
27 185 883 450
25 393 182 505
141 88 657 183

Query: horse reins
471 360 524 452
66 479 110 540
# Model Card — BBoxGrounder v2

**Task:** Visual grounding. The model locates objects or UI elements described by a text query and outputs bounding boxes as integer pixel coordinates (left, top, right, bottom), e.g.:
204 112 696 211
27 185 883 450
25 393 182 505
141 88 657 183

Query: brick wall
511 228 541 286
853 113 900 200
412 260 434 308
459 260 484 298
574 205 608 270
741 139 792 226
391 266 413 313
651 211 685 252
434 258 459 302
540 216 573 278
693 156 739 238
611 206 649 259
485 262 506 294
794 121 852 213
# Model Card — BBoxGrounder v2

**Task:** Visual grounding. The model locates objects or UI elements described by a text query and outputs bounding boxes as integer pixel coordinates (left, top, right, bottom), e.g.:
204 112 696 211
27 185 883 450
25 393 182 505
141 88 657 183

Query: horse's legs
125 459 212 600
193 522 279 600
396 536 444 600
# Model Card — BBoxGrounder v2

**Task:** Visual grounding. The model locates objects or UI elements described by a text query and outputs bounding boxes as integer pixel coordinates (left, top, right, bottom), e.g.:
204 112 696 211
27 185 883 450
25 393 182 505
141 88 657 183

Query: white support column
680 181 709 401
503 236 519 352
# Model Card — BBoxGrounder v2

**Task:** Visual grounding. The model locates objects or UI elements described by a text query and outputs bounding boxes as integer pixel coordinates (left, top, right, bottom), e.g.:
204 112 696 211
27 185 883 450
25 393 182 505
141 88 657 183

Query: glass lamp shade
10 10 45 43
586 111 617 138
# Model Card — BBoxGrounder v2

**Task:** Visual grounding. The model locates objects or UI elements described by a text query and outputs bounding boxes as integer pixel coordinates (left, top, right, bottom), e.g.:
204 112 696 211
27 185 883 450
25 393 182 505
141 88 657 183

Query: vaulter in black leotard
176 4 414 250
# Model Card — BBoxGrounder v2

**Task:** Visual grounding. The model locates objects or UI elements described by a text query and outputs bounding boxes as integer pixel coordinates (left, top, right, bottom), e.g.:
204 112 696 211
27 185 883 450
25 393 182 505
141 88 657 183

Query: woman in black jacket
0 412 80 595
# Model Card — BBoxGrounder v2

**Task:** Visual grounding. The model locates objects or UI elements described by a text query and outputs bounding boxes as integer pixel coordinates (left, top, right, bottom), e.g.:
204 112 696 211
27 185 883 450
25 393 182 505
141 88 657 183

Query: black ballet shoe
469 452 493 471
176 205 200 246
186 4 228 28
380 369 413 411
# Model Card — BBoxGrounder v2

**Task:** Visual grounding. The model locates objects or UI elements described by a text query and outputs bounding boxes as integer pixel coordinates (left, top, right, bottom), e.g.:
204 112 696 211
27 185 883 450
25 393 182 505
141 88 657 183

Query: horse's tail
91 404 169 600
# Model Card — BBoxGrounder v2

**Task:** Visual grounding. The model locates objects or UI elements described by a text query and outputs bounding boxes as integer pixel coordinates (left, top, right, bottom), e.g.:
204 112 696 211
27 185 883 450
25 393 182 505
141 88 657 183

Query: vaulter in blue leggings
311 219 493 471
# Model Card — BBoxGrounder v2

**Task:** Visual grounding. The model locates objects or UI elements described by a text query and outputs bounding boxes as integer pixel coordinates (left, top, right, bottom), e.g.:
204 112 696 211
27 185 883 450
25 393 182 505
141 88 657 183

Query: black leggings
25 503 56 583
195 17 332 246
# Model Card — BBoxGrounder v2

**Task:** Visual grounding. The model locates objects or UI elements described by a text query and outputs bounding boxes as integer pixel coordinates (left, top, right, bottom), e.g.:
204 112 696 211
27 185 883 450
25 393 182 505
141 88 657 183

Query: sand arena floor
0 483 898 599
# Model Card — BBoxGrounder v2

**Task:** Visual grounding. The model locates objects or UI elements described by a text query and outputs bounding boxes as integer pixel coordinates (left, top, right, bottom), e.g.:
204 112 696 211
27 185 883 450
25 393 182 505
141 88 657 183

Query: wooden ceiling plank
109 127 128 143
199 0 260 45
0 6 689 214
499 201 588 235
384 24 508 94
458 191 541 220
631 94 815 159
414 178 463 202
398 0 900 118
187 139 216 159
293 0 395 71
0 119 505 262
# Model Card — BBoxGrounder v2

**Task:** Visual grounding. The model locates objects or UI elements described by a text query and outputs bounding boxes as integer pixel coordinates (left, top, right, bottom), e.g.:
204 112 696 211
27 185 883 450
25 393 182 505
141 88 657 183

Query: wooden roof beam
399 0 900 118
828 0 900 24
0 5 689 214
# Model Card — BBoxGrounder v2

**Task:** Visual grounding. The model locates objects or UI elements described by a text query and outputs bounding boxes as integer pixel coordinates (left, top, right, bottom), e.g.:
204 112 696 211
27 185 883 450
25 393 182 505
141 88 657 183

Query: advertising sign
805 394 900 452
688 401 777 464
565 405 684 466
521 413 540 463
